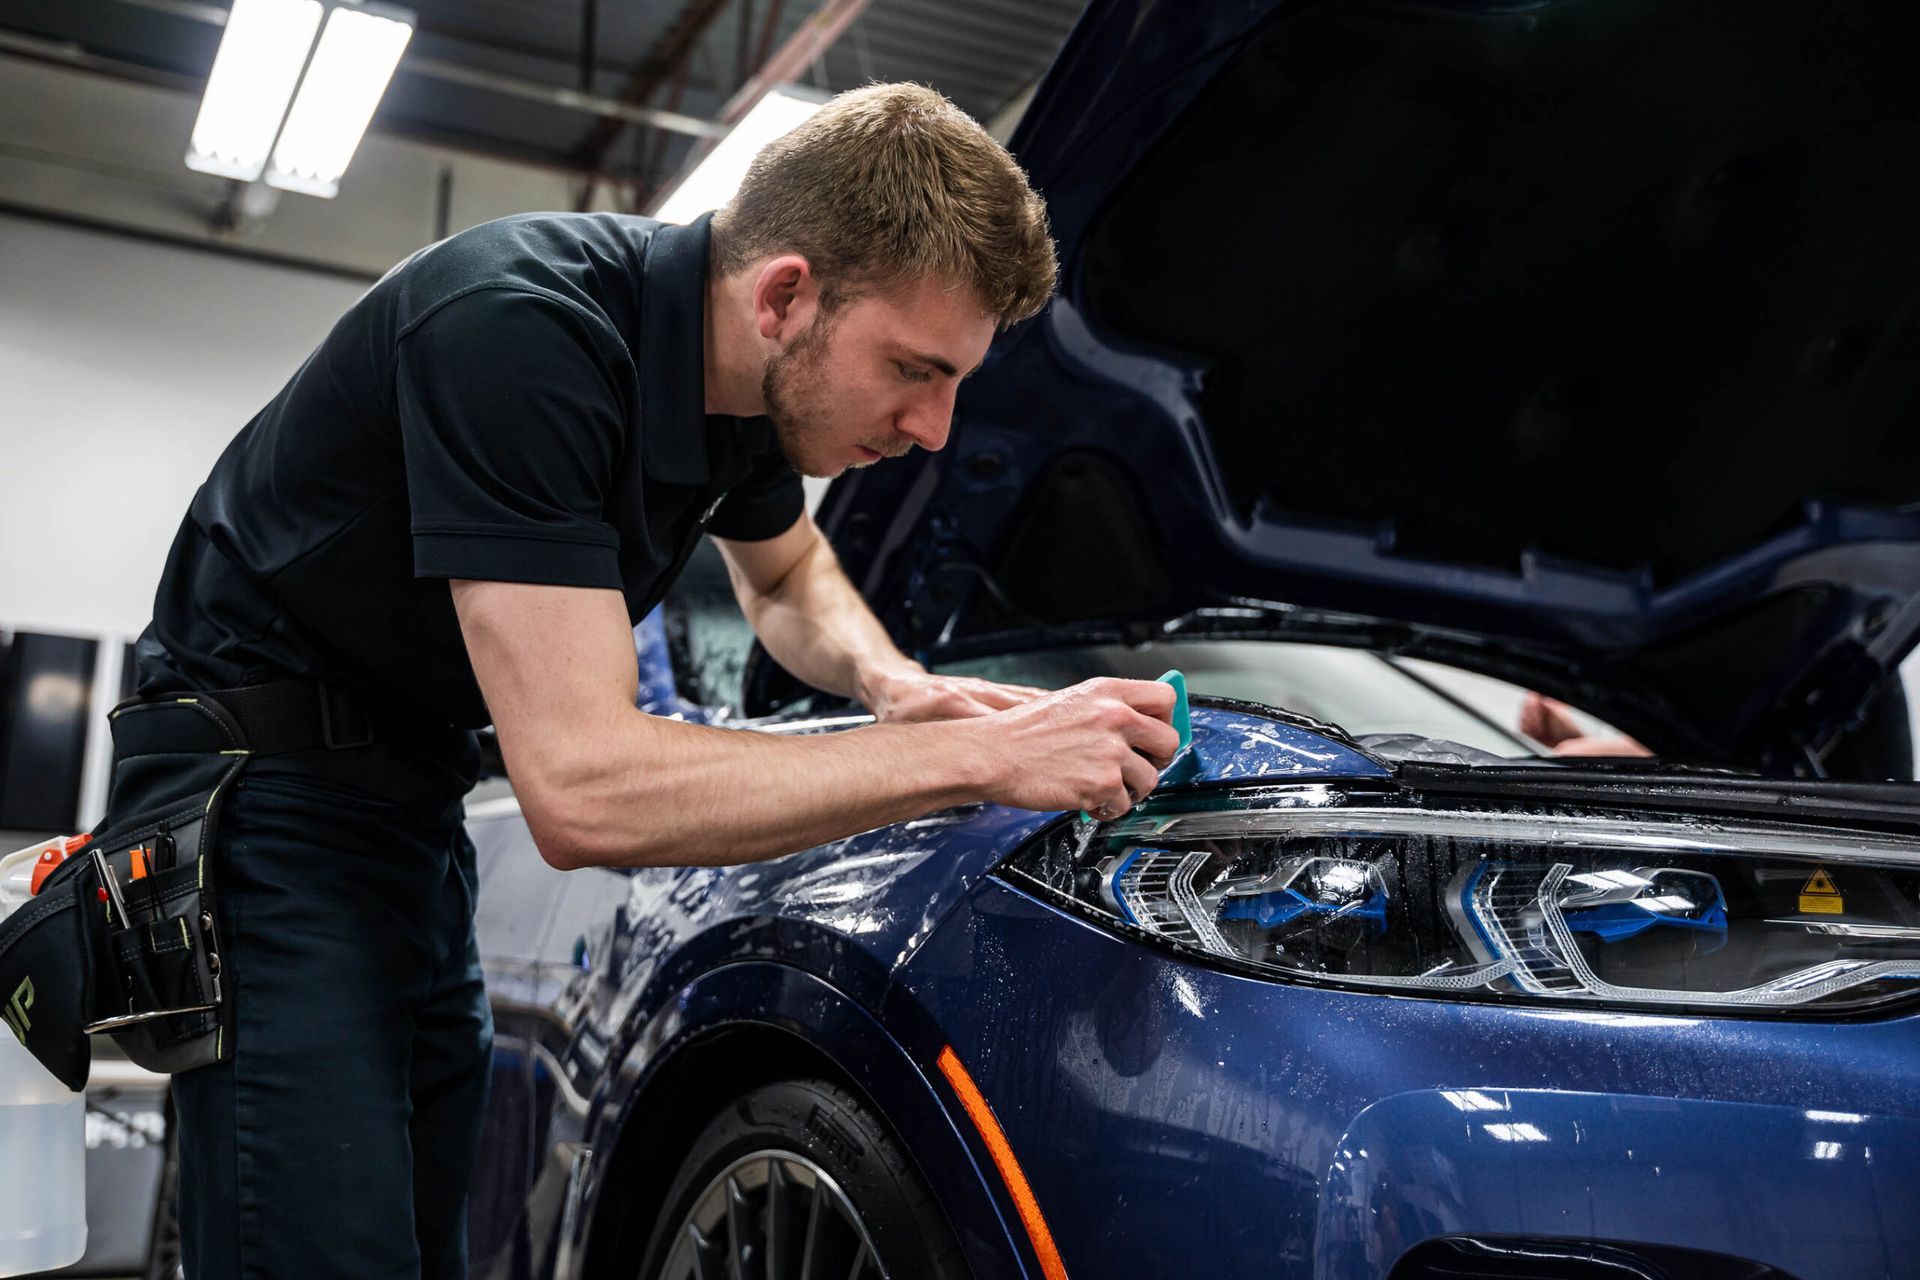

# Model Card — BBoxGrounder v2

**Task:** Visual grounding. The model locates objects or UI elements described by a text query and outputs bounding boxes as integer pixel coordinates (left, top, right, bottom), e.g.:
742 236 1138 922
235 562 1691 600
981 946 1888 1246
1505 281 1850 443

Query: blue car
464 1 1920 1277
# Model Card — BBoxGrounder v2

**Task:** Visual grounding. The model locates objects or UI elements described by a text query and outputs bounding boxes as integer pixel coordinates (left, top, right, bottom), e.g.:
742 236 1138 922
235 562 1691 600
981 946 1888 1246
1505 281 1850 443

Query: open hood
810 0 1920 772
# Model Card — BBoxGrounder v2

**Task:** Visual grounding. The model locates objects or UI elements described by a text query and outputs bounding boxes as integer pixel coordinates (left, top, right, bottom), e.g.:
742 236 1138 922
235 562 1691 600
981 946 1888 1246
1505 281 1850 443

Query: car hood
810 0 1920 770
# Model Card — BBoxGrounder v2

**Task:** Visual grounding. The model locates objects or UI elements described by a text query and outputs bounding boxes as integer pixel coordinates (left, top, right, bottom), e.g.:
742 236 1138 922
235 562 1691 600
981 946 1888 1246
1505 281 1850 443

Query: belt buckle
318 682 375 750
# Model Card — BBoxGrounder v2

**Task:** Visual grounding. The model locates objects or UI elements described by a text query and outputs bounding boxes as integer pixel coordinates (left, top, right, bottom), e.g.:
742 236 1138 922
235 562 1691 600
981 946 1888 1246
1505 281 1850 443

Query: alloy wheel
659 1148 886 1280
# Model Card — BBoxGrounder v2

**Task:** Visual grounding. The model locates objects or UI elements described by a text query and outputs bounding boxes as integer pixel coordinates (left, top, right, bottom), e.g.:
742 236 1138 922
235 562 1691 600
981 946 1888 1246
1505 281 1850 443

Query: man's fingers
1123 710 1182 769
1517 691 1552 741
1095 677 1177 720
1118 752 1160 809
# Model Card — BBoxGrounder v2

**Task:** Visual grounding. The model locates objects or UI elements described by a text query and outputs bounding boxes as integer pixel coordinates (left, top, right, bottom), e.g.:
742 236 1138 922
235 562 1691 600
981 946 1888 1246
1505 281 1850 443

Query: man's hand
717 518 1054 725
1519 691 1652 758
957 677 1182 819
860 664 1048 723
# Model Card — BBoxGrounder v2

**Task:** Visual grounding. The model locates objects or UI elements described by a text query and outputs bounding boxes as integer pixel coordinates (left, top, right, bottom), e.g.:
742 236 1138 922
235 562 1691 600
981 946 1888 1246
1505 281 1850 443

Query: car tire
638 1078 967 1280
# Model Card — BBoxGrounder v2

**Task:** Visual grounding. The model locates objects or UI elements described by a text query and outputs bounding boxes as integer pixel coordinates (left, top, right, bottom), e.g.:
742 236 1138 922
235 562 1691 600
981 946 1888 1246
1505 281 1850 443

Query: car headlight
1001 785 1920 1015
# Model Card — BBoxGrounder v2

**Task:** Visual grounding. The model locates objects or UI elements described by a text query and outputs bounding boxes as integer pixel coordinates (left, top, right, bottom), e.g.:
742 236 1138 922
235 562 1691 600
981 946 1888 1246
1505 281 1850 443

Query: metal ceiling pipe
571 0 740 171
632 0 870 216
716 0 871 126
0 28 201 93
405 57 725 138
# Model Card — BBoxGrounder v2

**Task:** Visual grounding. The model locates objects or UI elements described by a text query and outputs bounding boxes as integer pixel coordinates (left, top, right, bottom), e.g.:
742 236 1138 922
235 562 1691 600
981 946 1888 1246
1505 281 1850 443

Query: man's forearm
516 710 985 869
455 578 1179 873
733 533 920 708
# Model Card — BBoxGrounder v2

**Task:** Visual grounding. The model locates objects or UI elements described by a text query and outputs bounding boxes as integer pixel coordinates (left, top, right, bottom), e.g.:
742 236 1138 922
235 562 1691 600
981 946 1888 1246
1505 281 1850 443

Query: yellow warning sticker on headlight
1800 866 1844 915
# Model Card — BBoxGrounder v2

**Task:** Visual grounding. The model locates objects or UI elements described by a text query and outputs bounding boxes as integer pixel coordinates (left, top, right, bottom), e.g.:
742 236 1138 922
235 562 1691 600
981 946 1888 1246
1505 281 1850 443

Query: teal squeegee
1080 668 1191 824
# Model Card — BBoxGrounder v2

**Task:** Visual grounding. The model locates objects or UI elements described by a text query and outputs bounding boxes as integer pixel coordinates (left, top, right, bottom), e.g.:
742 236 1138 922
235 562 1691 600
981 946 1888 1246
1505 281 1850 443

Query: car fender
562 960 1034 1280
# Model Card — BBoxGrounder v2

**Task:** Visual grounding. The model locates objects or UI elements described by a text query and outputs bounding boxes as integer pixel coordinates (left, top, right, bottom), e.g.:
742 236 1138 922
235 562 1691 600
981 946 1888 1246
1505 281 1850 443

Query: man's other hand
1520 691 1653 758
862 665 1047 723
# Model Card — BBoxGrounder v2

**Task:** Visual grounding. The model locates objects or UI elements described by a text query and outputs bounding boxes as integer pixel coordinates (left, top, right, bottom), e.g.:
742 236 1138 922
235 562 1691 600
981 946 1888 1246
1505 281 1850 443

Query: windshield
662 542 1631 756
936 641 1615 759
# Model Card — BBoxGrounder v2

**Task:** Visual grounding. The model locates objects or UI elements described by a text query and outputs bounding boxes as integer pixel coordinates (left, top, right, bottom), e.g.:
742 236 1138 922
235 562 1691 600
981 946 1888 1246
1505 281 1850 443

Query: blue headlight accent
1107 847 1147 926
1566 900 1729 945
1458 860 1501 954
1219 886 1389 933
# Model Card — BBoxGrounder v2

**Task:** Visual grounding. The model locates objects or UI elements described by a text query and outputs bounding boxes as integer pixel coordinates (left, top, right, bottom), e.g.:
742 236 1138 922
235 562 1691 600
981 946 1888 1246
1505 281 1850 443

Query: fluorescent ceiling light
1439 1090 1506 1113
267 4 415 198
653 87 827 225
185 0 324 182
1483 1122 1549 1143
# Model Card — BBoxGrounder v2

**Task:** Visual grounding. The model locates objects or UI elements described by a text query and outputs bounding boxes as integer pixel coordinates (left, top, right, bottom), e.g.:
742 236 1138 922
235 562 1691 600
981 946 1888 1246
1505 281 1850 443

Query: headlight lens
1001 787 1920 1015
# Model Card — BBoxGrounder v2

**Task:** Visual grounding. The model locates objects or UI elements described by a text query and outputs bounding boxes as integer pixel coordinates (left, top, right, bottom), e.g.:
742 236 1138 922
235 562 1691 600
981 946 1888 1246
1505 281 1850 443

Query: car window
660 539 756 710
938 640 1623 758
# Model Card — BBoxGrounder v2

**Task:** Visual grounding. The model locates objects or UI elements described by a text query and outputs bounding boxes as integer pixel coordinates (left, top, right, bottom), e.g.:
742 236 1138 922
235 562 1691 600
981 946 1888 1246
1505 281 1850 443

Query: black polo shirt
134 212 803 813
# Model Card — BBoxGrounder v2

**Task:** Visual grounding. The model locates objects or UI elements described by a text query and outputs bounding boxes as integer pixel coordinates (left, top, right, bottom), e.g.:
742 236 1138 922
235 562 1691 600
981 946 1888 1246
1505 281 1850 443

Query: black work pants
168 769 493 1279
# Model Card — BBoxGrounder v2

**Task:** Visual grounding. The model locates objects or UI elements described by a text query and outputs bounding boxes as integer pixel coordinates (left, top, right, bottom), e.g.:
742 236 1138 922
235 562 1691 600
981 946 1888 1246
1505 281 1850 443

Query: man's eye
895 362 932 384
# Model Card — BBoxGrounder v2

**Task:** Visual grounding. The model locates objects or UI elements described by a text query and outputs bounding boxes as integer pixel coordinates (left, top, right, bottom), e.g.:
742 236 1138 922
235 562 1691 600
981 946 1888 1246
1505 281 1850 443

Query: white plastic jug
0 840 87 1276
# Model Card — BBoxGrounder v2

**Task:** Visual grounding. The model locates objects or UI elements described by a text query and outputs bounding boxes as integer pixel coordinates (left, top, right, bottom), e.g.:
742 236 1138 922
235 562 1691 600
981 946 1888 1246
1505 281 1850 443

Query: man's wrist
854 656 927 714
918 715 999 804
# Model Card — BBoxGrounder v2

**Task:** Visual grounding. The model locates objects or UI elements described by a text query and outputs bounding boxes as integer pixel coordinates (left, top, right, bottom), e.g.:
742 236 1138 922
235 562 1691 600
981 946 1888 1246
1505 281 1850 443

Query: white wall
0 211 367 635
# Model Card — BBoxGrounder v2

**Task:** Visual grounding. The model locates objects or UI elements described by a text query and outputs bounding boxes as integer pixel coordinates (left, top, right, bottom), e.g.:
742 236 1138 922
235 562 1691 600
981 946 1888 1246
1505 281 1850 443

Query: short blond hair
711 83 1057 327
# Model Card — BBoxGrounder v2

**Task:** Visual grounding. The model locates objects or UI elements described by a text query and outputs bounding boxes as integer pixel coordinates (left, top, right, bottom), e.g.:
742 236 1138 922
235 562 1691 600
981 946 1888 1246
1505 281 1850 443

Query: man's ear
752 254 819 343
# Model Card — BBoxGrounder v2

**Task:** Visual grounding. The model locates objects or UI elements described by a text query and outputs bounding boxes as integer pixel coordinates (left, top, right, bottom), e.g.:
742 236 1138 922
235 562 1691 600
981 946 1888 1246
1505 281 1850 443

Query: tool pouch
0 695 247 1089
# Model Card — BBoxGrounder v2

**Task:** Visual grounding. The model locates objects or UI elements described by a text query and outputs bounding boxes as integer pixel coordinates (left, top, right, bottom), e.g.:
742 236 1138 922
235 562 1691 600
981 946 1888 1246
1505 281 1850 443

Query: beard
762 312 845 478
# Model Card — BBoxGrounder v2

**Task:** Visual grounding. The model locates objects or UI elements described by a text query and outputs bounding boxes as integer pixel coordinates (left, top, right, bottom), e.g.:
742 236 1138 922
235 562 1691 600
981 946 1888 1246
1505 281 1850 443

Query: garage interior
5 3 1920 1278
0 3 1075 1273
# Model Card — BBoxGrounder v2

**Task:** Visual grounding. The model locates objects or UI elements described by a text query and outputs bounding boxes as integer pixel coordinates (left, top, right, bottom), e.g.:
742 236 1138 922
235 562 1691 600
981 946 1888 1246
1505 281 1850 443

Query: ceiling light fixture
184 0 414 198
185 0 323 182
267 4 414 197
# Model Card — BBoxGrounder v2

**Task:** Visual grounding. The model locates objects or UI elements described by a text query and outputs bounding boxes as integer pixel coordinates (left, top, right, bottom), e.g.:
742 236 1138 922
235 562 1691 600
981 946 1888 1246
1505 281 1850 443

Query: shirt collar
637 212 717 485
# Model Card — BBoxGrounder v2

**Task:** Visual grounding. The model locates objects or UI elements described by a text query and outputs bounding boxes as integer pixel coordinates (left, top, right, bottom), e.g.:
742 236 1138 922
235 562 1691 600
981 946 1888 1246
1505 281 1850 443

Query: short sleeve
706 444 805 541
396 288 631 587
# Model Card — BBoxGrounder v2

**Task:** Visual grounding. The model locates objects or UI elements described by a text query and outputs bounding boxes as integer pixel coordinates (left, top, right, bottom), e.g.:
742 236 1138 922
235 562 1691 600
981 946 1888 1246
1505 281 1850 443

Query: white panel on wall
0 211 367 634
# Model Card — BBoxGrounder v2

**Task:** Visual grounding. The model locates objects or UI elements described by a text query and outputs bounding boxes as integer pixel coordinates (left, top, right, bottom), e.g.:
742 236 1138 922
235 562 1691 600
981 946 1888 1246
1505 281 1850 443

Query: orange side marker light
936 1045 1068 1280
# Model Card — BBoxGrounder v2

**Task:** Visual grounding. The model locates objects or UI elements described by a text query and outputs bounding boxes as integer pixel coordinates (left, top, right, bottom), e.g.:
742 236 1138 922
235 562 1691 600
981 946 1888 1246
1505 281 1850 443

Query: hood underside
807 0 1920 772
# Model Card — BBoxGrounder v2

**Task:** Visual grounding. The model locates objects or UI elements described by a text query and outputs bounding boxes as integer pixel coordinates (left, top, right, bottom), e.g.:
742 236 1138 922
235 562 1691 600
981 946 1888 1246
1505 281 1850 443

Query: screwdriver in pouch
90 846 131 925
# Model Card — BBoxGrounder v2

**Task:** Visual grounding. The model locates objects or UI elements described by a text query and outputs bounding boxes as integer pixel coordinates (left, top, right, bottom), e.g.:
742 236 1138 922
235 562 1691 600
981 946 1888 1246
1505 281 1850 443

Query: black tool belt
0 680 397 1090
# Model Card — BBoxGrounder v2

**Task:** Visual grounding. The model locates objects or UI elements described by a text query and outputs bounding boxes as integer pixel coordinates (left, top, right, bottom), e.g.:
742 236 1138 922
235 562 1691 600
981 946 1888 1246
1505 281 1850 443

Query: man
117 83 1178 1278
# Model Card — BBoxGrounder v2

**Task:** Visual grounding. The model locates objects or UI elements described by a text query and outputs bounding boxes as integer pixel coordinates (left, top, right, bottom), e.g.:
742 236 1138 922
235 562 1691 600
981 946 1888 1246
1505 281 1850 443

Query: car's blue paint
583 962 1032 1280
632 610 713 724
465 703 1388 1276
900 881 1920 1280
469 678 1920 1278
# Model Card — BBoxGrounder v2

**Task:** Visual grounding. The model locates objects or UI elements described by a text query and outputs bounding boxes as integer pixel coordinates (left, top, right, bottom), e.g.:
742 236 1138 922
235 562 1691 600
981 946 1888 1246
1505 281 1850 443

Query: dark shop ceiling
0 0 1085 206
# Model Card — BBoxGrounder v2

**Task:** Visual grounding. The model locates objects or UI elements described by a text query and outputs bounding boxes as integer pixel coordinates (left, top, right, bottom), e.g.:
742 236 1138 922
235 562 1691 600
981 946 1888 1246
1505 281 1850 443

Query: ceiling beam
572 0 740 171
715 0 871 127
630 0 870 216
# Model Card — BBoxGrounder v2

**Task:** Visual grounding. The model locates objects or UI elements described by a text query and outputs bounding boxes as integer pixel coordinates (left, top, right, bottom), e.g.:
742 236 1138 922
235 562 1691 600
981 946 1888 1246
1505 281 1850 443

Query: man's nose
897 385 957 452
